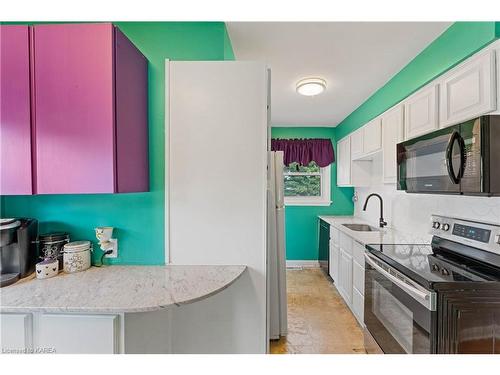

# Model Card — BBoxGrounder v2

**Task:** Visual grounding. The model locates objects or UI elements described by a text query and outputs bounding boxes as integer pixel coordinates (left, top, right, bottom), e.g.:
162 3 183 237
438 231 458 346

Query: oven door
364 253 437 354
397 125 463 194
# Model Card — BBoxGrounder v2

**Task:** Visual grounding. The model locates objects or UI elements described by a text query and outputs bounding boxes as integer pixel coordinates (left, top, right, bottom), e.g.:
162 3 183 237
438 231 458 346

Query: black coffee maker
0 218 38 287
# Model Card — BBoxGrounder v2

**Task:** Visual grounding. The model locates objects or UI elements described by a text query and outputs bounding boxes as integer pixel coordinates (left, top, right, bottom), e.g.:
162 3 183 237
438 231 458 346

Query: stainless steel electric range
363 215 500 354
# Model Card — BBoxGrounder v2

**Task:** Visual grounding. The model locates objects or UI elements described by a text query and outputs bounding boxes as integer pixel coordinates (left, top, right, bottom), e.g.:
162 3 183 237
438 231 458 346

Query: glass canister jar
63 241 92 273
39 232 70 269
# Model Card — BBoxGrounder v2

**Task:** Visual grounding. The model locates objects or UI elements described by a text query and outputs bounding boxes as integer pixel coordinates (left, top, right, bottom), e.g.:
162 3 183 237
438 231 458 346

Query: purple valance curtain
271 138 335 167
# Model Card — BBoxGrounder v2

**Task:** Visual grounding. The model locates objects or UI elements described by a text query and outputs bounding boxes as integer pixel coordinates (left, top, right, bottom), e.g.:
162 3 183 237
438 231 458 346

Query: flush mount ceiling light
296 77 327 96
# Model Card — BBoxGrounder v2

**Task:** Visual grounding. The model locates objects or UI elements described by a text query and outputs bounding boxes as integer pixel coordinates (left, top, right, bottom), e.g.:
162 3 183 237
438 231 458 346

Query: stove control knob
432 264 440 272
441 268 450 276
432 221 441 230
442 223 450 231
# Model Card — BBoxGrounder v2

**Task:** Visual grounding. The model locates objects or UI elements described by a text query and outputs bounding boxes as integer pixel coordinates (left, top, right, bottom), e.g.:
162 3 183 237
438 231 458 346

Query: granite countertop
0 265 246 314
318 215 431 245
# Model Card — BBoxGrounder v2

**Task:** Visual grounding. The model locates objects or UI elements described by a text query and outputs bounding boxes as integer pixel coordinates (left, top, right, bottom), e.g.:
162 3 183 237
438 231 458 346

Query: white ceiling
226 22 452 127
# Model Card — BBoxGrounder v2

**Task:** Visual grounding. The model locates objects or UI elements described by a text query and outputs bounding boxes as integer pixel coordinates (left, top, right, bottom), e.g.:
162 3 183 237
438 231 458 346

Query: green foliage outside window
284 162 322 197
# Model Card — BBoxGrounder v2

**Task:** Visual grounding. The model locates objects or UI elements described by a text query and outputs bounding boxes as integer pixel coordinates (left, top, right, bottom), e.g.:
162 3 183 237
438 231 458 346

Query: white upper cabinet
337 137 351 186
404 84 439 140
350 129 364 159
363 117 382 154
439 50 496 127
382 104 404 183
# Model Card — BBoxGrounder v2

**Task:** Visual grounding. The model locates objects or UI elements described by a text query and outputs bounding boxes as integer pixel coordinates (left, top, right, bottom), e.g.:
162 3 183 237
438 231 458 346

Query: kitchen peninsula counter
0 265 246 314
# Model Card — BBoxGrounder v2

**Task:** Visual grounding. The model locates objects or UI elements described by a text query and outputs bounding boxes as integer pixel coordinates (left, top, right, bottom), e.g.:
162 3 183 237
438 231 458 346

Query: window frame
283 164 332 206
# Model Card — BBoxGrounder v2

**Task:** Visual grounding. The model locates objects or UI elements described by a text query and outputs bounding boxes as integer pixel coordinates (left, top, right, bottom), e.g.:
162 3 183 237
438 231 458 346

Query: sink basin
341 223 380 232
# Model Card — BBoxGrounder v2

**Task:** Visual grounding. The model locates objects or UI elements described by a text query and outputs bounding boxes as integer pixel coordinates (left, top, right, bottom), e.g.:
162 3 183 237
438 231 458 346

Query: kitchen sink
341 223 380 232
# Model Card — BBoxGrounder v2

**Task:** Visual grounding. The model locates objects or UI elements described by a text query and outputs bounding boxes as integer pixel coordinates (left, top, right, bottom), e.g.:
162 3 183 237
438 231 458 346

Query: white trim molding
284 164 331 206
286 260 320 268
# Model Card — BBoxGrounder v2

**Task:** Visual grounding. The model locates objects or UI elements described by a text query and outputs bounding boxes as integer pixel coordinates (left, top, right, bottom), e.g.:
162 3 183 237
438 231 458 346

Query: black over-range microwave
397 115 500 196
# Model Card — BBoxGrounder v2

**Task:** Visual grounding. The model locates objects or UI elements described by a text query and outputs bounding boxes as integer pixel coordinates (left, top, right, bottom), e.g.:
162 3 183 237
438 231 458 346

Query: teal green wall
1 22 234 265
336 22 500 140
271 127 354 260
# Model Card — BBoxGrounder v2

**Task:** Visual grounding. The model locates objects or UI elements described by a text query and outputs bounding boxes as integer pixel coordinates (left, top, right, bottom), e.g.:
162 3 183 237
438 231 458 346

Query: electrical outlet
104 239 118 258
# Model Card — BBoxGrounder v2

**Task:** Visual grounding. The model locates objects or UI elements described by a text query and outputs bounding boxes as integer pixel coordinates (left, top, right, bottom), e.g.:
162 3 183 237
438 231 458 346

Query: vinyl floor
270 268 366 354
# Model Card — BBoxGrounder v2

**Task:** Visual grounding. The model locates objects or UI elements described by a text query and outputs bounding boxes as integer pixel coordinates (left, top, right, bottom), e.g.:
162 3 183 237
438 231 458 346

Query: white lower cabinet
329 240 340 282
0 313 32 353
352 240 365 266
352 287 364 326
331 229 366 328
352 260 365 294
0 309 173 354
38 314 119 354
352 260 365 327
338 248 353 306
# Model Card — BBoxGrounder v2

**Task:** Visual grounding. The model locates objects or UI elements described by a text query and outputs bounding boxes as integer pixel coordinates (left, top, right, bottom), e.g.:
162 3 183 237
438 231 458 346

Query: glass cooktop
366 243 500 289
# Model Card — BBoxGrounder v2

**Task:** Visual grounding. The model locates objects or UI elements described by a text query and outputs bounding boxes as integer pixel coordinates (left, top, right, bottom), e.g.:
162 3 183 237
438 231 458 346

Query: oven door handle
364 253 434 309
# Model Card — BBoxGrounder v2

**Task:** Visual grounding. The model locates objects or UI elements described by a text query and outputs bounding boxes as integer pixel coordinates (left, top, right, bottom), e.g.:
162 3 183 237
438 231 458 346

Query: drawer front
352 287 365 327
38 314 119 354
352 240 365 266
0 313 33 352
330 227 340 246
339 232 352 255
353 260 365 295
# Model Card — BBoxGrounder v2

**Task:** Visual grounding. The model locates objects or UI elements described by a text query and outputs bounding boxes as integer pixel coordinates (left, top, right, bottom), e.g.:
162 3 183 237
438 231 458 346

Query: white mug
36 258 59 279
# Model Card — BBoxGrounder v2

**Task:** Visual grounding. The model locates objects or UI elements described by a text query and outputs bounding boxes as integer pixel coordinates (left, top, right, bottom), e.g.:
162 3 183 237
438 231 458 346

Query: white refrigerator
267 151 288 340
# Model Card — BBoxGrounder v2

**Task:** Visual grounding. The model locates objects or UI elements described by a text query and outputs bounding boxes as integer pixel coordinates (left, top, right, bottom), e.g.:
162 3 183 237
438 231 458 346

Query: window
283 161 331 206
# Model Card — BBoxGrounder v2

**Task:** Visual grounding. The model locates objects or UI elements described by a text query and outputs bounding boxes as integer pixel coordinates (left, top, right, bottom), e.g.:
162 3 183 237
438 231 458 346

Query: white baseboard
286 260 320 268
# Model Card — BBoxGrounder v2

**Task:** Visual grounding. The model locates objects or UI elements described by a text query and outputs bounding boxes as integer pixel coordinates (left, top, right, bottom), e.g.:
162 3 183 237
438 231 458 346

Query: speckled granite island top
0 265 246 314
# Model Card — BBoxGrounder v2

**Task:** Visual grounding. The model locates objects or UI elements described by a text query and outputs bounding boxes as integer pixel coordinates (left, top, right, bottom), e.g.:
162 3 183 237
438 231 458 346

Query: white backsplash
353 154 500 241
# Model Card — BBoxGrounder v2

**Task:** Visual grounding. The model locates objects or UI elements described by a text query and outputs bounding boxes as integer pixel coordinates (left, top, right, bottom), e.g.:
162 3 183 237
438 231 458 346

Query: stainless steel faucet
363 193 387 228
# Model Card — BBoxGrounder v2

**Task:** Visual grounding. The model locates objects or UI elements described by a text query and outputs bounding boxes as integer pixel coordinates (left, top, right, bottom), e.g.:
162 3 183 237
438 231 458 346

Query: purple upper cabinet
33 23 148 194
114 28 149 193
0 26 33 195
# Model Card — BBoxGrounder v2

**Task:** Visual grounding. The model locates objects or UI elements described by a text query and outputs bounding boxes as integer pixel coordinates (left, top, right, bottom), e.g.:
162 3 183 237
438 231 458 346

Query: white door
0 313 32 352
440 50 496 127
329 240 340 282
38 314 119 354
337 137 351 186
350 130 364 159
404 84 439 139
338 248 353 306
352 287 364 327
382 104 404 183
267 152 280 340
363 118 382 154
168 61 268 353
274 151 287 337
